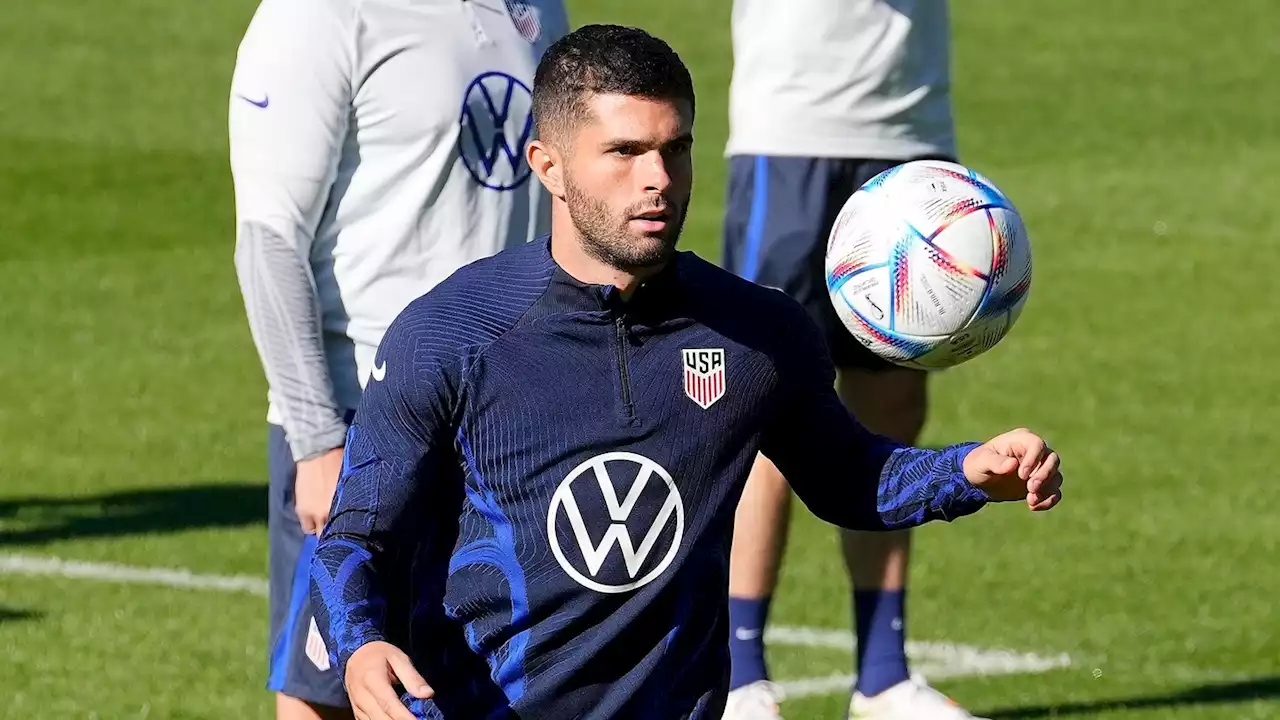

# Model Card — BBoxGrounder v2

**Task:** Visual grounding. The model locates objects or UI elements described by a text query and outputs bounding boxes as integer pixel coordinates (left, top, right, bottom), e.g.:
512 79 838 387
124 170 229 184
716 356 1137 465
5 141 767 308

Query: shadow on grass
0 607 43 624
0 483 264 546
985 676 1280 718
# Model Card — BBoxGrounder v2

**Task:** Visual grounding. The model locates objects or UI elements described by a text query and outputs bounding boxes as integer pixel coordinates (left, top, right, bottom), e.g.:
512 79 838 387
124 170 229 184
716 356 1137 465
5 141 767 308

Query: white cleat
722 680 786 720
848 674 989 719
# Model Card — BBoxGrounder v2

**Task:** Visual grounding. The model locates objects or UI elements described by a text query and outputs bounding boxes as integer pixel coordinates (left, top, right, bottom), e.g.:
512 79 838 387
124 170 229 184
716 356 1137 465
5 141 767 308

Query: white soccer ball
824 160 1032 370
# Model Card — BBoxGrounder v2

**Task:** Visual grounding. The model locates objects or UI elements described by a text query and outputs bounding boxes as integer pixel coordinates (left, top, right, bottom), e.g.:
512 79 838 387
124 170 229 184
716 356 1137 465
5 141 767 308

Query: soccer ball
824 160 1032 370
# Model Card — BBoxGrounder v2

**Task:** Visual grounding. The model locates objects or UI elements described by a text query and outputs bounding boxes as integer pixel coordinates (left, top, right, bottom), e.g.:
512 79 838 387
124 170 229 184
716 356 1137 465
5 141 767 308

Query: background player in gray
227 0 567 716
719 1 984 718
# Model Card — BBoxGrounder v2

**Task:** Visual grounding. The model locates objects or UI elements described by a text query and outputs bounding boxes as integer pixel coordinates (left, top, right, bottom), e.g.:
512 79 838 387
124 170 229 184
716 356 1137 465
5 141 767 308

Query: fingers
295 495 331 535
346 642 422 720
294 450 343 535
349 688 378 720
1027 451 1062 507
296 509 315 535
1028 483 1062 511
296 509 322 536
1027 469 1063 511
975 430 1064 510
1028 452 1060 494
1017 433 1046 480
353 680 417 720
377 688 419 720
389 651 433 699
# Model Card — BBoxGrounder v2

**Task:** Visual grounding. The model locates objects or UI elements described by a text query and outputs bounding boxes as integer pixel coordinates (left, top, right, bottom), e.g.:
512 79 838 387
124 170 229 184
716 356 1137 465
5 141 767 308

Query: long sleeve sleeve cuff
933 441 990 521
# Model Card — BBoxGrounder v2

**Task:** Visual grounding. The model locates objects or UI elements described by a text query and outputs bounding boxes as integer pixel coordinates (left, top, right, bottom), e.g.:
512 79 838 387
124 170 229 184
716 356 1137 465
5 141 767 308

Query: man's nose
639 149 672 194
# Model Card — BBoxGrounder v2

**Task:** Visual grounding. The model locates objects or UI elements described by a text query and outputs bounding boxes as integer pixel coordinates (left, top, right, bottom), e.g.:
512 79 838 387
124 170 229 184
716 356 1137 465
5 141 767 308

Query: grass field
2 0 1279 717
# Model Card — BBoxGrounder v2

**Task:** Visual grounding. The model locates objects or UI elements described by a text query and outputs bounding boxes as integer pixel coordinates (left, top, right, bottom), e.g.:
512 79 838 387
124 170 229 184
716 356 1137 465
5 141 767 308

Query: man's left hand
963 428 1063 511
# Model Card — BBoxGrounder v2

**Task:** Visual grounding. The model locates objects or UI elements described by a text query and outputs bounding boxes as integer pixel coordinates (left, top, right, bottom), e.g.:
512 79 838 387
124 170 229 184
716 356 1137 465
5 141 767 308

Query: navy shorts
722 155 951 371
267 421 351 708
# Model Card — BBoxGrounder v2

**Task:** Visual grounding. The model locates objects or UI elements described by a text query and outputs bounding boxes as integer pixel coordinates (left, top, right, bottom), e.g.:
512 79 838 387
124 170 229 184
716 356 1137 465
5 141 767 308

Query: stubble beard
564 174 685 274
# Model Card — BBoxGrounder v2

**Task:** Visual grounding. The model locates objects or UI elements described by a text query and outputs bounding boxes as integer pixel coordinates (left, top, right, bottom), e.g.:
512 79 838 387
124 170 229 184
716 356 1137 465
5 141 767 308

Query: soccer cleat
722 680 786 720
848 674 989 719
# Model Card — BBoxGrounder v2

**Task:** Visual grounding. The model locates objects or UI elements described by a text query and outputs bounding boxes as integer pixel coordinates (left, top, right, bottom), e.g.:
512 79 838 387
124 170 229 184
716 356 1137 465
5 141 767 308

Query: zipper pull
461 0 491 46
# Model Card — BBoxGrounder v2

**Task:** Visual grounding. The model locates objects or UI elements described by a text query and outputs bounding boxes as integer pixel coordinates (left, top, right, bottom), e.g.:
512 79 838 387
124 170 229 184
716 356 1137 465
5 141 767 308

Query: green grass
1 0 1278 717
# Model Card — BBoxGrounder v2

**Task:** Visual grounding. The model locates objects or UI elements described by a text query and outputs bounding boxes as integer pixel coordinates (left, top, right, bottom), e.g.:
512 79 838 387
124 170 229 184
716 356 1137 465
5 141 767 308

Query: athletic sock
853 588 909 697
728 595 772 690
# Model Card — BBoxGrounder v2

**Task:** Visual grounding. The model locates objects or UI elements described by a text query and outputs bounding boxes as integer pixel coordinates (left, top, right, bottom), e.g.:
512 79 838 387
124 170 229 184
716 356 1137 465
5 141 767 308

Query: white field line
0 553 268 595
0 554 1071 699
765 626 1072 699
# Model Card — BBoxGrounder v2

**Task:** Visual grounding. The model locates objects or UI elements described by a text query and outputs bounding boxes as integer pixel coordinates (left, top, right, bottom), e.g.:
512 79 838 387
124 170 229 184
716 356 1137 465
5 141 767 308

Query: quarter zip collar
539 235 685 320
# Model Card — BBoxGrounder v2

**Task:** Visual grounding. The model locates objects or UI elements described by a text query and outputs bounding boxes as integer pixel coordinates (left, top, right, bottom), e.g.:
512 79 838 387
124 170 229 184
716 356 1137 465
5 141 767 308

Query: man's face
560 93 693 272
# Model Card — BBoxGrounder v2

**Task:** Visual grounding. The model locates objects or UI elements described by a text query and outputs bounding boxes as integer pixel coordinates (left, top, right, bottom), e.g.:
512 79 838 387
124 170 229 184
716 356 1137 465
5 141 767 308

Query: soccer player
720 1 973 717
228 0 568 717
309 24 1062 720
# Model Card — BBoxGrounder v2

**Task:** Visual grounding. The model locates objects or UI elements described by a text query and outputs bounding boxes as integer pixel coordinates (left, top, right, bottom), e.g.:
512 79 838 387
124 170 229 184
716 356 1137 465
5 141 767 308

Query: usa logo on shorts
682 348 726 410
305 617 331 672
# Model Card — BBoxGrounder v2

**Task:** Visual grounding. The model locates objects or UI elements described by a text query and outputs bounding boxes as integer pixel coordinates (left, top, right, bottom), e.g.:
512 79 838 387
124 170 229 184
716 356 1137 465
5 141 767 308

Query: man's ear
526 139 565 199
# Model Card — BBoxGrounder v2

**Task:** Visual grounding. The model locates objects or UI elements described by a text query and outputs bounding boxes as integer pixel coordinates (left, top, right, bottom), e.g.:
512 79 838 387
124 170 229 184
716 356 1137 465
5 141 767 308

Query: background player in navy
310 24 1063 720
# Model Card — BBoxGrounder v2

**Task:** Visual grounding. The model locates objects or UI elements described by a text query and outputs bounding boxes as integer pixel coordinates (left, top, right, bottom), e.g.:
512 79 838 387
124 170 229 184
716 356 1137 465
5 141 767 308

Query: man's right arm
309 301 461 679
228 0 353 461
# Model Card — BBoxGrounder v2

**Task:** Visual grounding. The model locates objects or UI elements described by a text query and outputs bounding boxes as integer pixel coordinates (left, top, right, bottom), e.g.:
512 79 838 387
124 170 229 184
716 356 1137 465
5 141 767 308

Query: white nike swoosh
734 627 762 641
370 360 387 382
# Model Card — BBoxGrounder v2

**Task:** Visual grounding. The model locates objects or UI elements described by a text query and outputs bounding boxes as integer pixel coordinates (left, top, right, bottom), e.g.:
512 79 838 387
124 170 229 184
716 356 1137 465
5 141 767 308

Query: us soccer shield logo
503 0 542 43
682 348 726 410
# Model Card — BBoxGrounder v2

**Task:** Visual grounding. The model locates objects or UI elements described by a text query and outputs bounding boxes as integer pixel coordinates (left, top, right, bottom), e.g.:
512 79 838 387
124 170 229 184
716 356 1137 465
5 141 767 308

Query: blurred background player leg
823 264 931 710
836 370 925 708
833 343 960 719
722 451 791 719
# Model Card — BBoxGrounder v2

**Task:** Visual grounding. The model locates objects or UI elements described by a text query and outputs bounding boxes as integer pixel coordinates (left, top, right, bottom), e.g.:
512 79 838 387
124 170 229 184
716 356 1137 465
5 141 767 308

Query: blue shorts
267 421 350 708
722 155 950 371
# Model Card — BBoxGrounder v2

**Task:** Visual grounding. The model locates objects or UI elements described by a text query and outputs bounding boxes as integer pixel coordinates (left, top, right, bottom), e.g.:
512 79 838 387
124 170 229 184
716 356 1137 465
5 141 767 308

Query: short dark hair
532 24 695 144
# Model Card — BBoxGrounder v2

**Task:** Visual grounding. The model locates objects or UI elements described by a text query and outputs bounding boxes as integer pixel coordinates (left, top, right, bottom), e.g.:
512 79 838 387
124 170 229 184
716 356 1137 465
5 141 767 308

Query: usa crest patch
504 0 542 43
682 349 726 410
